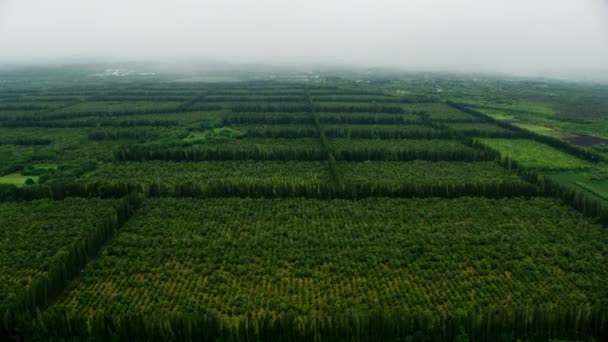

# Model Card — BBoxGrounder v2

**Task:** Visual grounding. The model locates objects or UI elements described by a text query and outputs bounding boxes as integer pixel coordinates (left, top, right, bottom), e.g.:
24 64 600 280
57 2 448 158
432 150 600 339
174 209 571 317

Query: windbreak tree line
1 80 608 341
33 197 608 341
0 195 141 335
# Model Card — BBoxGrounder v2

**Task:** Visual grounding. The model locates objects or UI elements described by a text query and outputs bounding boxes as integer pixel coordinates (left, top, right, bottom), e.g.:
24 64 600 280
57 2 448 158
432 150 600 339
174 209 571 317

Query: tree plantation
0 76 607 340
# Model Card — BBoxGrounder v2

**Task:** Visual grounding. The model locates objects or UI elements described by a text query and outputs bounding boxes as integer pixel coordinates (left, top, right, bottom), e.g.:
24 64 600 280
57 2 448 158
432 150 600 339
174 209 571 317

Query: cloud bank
0 0 607 78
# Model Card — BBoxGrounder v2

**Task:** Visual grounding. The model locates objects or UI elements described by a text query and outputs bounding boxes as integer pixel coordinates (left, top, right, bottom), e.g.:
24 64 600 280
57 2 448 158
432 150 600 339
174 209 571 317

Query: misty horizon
1 0 607 80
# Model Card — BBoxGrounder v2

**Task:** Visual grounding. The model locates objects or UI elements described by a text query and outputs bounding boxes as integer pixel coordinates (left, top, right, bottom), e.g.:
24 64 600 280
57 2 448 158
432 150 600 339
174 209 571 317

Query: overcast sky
0 0 607 77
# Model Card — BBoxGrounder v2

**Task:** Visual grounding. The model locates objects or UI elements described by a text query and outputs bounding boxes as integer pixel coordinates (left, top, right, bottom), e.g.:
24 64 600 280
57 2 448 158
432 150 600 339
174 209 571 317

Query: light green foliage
477 138 594 170
512 123 568 138
456 99 556 116
0 173 38 186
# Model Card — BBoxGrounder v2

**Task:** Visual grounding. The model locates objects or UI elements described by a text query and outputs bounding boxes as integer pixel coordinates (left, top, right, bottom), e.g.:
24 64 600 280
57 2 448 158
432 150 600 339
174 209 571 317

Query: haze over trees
1 0 608 340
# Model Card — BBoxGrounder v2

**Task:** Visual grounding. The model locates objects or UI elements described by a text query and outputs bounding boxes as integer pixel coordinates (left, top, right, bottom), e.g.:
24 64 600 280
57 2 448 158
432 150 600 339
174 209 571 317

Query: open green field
0 173 38 186
1 75 607 340
476 138 595 170
455 97 608 141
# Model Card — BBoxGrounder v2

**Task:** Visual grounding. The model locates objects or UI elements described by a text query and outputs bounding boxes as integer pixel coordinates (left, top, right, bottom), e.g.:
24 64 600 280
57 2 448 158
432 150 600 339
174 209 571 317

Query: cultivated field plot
82 161 331 197
1 78 608 340
44 197 608 338
476 138 595 170
118 138 325 161
338 161 534 197
330 138 491 161
0 198 119 316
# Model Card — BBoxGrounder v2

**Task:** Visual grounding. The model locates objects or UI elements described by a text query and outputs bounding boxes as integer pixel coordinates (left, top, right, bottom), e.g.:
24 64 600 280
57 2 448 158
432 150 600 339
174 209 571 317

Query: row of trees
447 101 608 225
230 103 406 114
88 129 162 141
223 113 313 125
240 125 320 138
0 104 49 111
446 101 605 162
1 195 142 337
88 95 193 102
0 137 52 145
498 156 608 226
318 113 421 125
205 95 305 102
32 196 608 340
323 125 452 139
115 145 326 162
1 119 179 128
35 305 608 341
330 138 497 161
0 173 535 202
309 95 344 187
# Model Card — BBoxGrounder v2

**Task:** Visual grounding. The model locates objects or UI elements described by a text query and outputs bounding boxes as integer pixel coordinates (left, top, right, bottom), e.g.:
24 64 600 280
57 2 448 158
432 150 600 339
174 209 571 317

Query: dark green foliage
338 161 536 198
235 124 319 138
0 195 141 335
231 103 312 113
0 137 52 145
88 128 162 141
323 124 452 139
37 197 608 341
222 112 313 125
331 139 495 161
79 161 332 199
314 103 404 113
318 112 421 124
312 95 415 103
1 118 179 128
204 95 305 102
115 138 325 162
1 78 608 341
445 123 524 138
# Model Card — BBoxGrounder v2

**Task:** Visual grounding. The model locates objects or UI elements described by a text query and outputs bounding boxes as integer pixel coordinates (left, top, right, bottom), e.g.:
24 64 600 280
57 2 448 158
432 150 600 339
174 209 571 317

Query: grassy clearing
0 173 38 185
476 108 516 121
546 171 608 202
512 123 570 138
456 99 556 116
476 138 595 170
